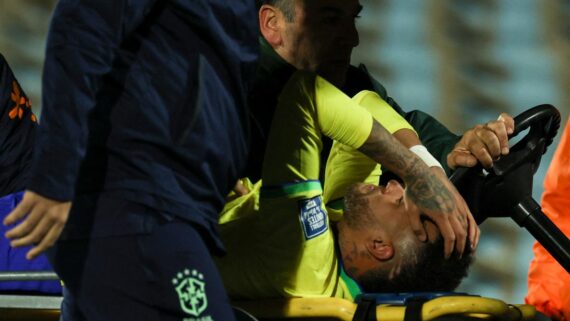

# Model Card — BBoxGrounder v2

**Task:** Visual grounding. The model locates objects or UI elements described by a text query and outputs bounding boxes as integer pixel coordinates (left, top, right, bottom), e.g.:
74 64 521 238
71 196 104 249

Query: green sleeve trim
340 264 362 300
260 180 322 199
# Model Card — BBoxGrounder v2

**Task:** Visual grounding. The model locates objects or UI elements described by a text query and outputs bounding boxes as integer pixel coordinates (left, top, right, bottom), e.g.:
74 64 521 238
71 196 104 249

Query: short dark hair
356 237 473 293
259 0 296 22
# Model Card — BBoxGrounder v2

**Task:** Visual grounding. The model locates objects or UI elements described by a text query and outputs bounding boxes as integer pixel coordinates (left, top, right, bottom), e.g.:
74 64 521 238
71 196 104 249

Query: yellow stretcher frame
233 296 536 321
0 295 535 321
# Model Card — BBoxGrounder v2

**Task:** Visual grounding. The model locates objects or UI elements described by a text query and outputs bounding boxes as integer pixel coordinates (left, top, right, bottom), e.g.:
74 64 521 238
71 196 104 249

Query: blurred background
1 0 568 304
353 0 569 303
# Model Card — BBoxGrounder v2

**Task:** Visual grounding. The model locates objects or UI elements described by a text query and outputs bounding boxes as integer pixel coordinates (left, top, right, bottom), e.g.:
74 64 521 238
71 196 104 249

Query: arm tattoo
358 121 456 213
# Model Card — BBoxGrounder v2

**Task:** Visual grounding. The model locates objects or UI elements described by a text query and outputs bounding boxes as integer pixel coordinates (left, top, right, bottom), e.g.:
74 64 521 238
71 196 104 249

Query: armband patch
298 196 328 240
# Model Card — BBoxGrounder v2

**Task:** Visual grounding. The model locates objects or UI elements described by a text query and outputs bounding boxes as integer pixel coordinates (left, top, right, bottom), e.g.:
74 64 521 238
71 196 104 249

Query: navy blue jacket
0 54 37 197
0 55 59 294
29 0 259 250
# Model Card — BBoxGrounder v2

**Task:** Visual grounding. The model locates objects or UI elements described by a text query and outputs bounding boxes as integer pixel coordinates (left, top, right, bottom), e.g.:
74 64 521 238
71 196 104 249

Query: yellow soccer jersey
216 71 398 300
323 91 416 221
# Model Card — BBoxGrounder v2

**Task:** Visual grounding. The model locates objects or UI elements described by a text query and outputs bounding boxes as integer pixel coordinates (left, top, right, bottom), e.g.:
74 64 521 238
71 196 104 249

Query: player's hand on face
3 190 71 260
405 167 479 258
447 113 515 170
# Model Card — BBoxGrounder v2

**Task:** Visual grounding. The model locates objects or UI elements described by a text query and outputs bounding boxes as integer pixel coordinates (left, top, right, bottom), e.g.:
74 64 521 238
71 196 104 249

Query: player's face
348 180 411 224
346 180 440 247
342 180 440 279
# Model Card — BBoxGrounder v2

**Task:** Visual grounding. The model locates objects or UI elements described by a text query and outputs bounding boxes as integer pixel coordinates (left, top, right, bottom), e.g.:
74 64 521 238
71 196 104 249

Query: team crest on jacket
172 269 208 317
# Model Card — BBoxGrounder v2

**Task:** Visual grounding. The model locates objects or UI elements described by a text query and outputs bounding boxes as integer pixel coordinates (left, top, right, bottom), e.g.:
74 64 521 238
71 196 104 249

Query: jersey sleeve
261 71 374 187
362 64 460 175
324 90 416 219
313 75 374 149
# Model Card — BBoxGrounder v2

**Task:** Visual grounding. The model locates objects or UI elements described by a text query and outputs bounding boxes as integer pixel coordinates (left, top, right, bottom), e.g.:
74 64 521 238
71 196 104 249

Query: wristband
409 145 443 169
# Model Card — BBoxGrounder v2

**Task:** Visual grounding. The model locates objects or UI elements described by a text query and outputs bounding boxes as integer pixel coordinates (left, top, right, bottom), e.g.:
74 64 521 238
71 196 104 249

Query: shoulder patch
298 196 328 240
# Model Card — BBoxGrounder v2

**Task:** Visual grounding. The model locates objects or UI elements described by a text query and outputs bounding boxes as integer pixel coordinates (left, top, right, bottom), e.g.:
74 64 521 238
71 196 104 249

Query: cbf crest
172 269 208 317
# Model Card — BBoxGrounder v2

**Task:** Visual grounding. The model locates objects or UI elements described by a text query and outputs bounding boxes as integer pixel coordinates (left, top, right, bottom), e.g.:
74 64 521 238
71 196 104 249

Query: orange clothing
526 117 570 321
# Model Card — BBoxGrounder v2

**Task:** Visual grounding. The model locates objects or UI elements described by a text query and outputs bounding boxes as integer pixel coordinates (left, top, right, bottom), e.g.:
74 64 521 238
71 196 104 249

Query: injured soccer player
215 70 475 300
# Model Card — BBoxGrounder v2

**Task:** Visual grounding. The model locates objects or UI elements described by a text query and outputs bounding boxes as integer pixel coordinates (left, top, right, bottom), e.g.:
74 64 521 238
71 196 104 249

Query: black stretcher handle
510 106 570 272
513 196 570 272
450 105 570 272
451 104 560 182
511 104 560 140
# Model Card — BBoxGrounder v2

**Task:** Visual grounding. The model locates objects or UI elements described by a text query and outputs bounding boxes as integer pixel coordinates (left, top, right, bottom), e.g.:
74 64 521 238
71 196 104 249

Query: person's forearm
392 128 421 149
404 110 461 175
358 121 455 212
359 67 460 175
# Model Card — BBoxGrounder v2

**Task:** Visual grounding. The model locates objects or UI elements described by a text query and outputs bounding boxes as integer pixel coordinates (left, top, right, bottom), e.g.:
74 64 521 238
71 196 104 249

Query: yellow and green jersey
324 90 415 221
216 71 414 300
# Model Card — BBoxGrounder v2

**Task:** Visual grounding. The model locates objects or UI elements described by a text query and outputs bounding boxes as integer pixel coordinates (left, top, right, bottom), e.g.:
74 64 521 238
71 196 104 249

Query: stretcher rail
0 270 62 313
0 271 59 282
233 296 536 321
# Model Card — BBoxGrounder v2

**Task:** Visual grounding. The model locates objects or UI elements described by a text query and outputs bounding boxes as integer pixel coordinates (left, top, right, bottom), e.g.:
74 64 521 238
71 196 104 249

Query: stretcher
1 105 567 321
451 104 570 272
233 294 537 321
0 271 60 321
231 105 567 321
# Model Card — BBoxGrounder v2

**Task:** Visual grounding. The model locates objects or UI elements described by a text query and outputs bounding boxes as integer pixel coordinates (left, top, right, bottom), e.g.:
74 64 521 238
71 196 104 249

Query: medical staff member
4 1 259 320
247 0 514 185
527 117 570 321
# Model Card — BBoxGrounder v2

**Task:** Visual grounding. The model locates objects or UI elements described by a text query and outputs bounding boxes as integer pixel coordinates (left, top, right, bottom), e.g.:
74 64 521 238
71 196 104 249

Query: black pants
48 221 236 321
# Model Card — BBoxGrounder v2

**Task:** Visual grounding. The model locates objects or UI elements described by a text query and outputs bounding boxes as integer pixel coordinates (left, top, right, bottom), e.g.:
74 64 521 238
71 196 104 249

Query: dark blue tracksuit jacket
28 0 259 252
0 54 60 293
0 54 36 196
